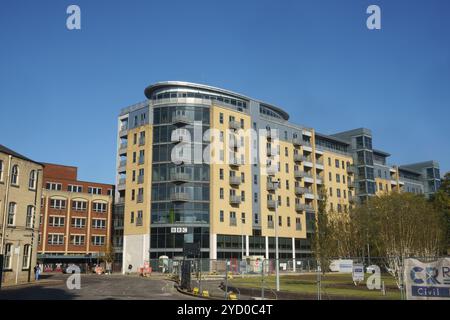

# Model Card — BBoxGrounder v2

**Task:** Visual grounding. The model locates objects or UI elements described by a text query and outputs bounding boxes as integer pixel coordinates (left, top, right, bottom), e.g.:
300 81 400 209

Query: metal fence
145 256 448 300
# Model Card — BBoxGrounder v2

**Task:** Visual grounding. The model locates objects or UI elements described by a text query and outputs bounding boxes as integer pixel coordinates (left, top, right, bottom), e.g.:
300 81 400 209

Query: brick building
37 163 114 271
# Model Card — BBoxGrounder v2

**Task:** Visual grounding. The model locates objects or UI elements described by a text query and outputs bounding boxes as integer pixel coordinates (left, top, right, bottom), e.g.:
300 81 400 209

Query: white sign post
404 258 450 300
352 263 365 285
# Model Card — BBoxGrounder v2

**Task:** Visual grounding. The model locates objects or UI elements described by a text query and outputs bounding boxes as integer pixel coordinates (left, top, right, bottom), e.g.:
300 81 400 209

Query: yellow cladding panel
124 124 152 236
209 105 253 236
322 151 353 213
260 139 306 238
375 177 392 195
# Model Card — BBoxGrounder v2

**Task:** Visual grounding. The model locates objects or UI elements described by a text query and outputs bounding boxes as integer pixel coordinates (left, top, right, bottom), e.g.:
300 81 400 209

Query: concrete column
265 236 269 259
245 235 250 256
292 237 296 272
210 233 217 260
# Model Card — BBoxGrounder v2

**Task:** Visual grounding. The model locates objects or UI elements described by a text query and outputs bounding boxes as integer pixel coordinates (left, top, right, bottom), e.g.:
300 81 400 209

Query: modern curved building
114 81 441 272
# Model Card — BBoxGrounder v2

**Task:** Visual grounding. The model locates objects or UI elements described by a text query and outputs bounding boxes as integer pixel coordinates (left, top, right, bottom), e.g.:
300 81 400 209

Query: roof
143 81 290 120
398 166 422 176
373 149 391 157
0 144 43 166
315 132 350 145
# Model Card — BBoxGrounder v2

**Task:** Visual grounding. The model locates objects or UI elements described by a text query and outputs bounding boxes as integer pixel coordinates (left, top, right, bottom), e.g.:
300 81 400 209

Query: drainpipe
0 155 13 289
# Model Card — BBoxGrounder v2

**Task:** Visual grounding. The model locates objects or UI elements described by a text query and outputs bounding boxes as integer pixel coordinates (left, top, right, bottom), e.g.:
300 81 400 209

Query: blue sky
0 0 449 183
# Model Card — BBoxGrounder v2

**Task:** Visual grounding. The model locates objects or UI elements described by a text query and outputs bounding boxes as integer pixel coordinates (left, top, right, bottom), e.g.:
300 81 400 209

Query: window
329 172 332 182
49 216 65 227
335 159 339 168
219 113 224 124
93 202 107 213
337 189 341 198
254 192 258 203
285 163 289 173
11 165 19 185
26 205 34 229
71 218 86 228
219 169 224 180
241 172 245 183
287 197 290 207
328 158 331 166
22 244 31 269
136 211 143 226
130 212 135 224
92 219 106 229
253 175 258 185
3 244 12 269
29 170 36 189
72 201 87 211
220 188 224 199
287 217 291 227
278 216 282 227
285 147 288 157
229 211 236 226
241 212 246 224
241 191 245 202
296 218 302 230
0 160 3 181
48 234 64 245
336 174 341 183
379 183 383 191
46 182 62 191
329 188 333 197
71 235 85 246
68 185 83 193
50 199 66 209
220 210 224 222
7 202 16 226
286 180 289 190
88 187 102 195
91 236 105 246
254 213 259 224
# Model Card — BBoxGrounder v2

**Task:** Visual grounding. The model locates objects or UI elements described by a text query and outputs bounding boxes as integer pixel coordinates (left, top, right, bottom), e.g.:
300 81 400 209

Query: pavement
0 273 202 300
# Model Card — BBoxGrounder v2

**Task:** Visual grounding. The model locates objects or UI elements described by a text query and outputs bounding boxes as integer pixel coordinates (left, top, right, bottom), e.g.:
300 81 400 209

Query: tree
431 172 450 254
352 192 446 288
312 185 335 274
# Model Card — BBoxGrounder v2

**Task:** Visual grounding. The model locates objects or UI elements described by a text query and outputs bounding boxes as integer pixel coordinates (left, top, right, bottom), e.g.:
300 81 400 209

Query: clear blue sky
1 0 449 183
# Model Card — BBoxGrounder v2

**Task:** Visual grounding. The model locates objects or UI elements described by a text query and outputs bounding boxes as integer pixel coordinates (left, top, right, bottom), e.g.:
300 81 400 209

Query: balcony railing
138 157 145 165
293 154 307 162
117 197 125 204
118 178 126 186
229 157 242 167
295 203 314 213
172 114 191 125
171 134 190 144
267 182 277 191
295 187 309 195
315 159 324 166
266 167 277 176
171 172 190 182
294 170 312 179
296 223 302 231
118 160 127 172
229 195 242 205
229 135 242 149
266 147 277 157
348 181 356 189
292 137 311 147
347 165 357 174
119 143 127 154
229 218 237 226
139 136 145 146
137 194 144 203
119 126 128 137
229 120 241 131
229 176 242 186
267 221 274 229
170 191 190 202
267 199 277 209
136 217 143 227
137 175 144 184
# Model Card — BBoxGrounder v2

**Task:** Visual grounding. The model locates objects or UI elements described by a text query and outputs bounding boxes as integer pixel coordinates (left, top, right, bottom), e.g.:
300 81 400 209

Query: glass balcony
137 194 144 203
292 137 311 147
171 172 190 182
229 218 237 226
295 187 309 195
267 220 274 229
170 191 190 202
293 154 307 163
267 182 277 191
137 175 144 184
172 114 192 125
347 165 357 175
229 195 242 205
118 142 127 154
267 199 277 209
229 176 242 186
229 120 241 131
139 136 145 146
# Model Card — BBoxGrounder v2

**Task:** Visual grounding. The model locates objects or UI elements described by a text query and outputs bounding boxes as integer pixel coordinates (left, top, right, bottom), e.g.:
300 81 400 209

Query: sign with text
352 263 365 283
171 227 188 233
404 258 450 300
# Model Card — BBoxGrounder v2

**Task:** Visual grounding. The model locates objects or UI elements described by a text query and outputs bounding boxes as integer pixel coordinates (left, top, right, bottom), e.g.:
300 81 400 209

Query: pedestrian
34 264 41 281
